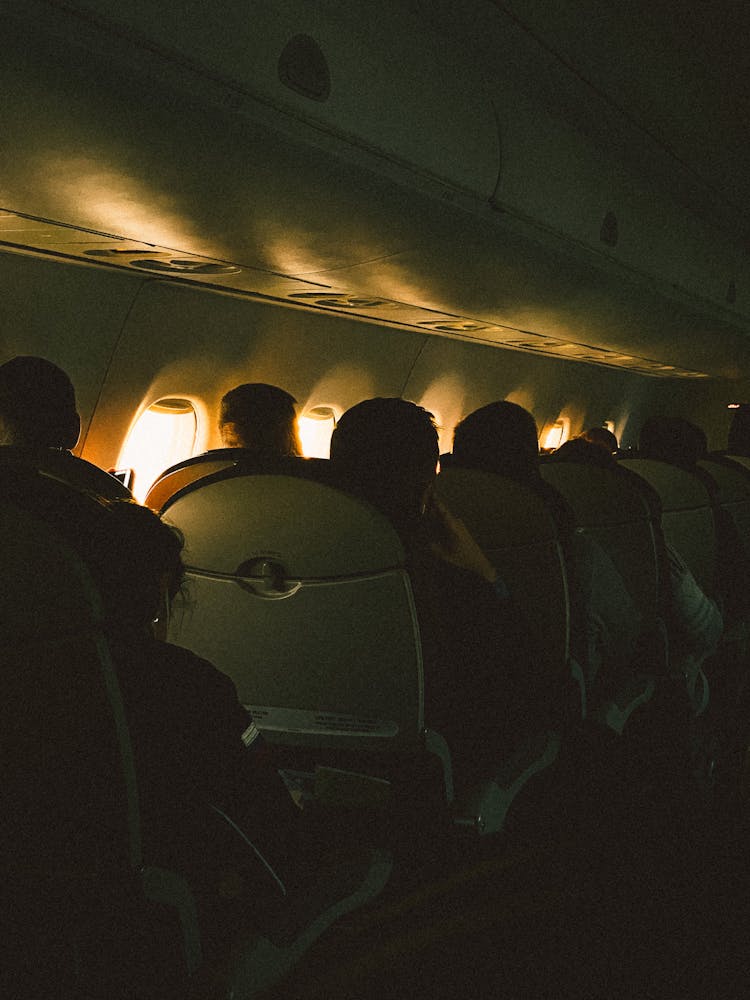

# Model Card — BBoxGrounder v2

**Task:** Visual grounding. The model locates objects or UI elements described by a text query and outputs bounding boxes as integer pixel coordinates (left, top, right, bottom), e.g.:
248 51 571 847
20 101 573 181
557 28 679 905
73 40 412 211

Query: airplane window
541 419 570 451
116 398 197 502
298 406 337 458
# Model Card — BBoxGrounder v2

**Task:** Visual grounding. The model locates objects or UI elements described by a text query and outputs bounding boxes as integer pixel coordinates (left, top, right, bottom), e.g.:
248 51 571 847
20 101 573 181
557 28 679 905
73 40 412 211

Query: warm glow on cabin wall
48 157 216 254
417 374 469 455
298 364 379 457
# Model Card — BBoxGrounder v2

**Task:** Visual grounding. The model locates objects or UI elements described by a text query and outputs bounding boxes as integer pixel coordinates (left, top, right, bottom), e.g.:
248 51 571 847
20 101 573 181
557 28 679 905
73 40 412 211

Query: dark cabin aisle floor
264 737 750 1000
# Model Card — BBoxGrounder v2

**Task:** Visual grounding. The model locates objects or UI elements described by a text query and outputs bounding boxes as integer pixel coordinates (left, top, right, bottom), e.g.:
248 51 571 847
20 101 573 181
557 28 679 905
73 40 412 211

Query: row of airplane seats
5 356 750 992
163 400 750 794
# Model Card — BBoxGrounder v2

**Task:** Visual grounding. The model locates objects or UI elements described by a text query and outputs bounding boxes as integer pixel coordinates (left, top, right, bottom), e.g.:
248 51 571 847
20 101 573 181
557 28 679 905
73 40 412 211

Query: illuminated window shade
541 419 569 451
298 406 336 458
117 398 197 503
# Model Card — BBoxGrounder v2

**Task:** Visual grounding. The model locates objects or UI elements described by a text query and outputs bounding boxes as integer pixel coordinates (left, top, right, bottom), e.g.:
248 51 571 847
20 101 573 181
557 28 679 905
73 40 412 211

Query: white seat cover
166 475 423 747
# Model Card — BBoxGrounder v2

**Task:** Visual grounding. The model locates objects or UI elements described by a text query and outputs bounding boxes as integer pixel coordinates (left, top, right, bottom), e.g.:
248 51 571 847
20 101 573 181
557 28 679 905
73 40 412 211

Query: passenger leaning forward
452 401 642 718
329 397 533 792
12 479 324 957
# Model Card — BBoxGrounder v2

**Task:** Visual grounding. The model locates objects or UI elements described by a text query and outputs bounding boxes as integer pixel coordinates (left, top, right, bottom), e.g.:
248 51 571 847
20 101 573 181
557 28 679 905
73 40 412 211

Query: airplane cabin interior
3 1 750 997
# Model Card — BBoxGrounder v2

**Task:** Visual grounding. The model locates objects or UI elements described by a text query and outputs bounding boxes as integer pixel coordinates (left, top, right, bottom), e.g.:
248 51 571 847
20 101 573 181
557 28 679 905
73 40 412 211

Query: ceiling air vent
85 248 165 257
418 320 490 333
504 339 565 350
278 34 330 102
129 258 241 275
289 292 390 308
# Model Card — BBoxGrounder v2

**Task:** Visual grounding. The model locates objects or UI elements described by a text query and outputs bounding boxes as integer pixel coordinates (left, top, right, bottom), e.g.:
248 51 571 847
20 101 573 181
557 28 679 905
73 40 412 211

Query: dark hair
219 383 301 457
330 397 438 534
98 501 185 628
580 426 619 454
0 356 79 449
0 468 184 630
638 416 707 468
452 401 540 483
547 436 617 469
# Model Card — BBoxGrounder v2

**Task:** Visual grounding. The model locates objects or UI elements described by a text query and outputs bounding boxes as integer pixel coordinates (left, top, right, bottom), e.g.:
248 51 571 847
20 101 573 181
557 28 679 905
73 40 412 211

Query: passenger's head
638 416 707 468
547 436 617 469
97 501 185 634
330 397 439 535
218 383 302 457
0 356 80 450
452 401 540 483
728 404 750 457
1 467 184 635
580 426 619 455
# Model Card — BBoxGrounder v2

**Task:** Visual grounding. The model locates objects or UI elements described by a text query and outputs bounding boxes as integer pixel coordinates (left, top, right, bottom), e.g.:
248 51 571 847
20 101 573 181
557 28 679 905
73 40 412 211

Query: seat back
619 458 717 597
165 473 424 751
725 454 750 474
434 467 570 712
540 462 665 628
699 457 750 551
1 493 140 992
145 455 238 511
145 450 330 512
0 445 131 499
1 469 203 994
698 456 750 626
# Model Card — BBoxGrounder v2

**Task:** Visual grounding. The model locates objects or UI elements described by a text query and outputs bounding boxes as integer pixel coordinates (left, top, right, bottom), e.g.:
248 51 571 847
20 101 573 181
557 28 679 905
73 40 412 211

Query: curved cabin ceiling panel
0 19 428 275
491 85 745 316
496 0 750 232
29 0 500 198
313 211 750 381
2 2 750 383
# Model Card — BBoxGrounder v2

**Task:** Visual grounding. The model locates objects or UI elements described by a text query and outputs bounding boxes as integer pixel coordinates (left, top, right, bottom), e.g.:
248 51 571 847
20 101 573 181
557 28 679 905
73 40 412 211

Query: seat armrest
140 865 203 975
590 674 657 735
453 733 561 835
224 848 393 999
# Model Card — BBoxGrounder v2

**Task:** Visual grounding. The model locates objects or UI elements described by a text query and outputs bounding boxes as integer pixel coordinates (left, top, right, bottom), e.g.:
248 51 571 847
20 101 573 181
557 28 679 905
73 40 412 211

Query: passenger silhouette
0 355 129 497
548 435 618 469
638 415 707 468
5 480 312 951
453 401 639 715
330 397 531 788
219 382 302 457
452 400 575 536
452 400 540 484
0 355 80 449
580 426 619 455
636 416 723 711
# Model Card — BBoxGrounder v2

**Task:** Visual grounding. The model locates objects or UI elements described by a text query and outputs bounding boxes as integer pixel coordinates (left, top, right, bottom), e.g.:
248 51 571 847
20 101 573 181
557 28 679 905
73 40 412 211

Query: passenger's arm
424 497 499 585
667 545 723 660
